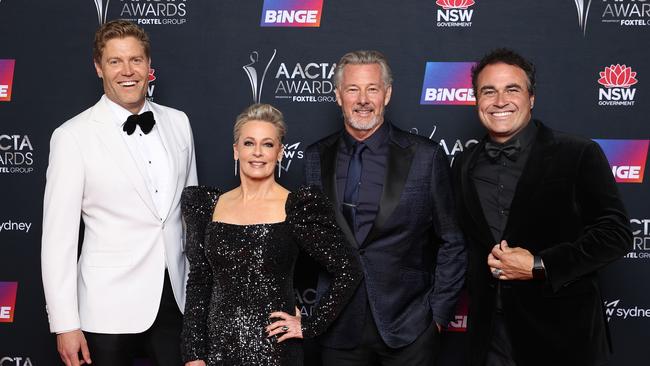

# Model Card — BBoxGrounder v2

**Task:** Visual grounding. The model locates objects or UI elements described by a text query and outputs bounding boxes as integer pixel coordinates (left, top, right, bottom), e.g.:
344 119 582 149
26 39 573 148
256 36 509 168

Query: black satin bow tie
122 111 155 135
485 139 521 161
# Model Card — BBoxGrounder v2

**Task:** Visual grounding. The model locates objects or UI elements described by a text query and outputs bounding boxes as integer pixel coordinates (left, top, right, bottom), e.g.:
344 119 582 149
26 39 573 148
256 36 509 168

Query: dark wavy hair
471 48 536 96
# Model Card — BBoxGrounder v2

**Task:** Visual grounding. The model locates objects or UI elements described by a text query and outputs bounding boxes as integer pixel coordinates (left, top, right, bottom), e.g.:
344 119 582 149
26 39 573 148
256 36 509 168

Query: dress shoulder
286 185 334 222
181 186 221 224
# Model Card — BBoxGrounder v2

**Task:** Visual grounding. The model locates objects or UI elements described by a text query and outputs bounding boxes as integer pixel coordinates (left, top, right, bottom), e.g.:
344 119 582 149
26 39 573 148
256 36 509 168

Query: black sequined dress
180 185 362 366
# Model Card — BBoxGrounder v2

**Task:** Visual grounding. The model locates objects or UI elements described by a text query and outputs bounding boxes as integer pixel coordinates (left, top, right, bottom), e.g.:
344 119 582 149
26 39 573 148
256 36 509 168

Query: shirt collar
102 95 150 129
342 121 390 154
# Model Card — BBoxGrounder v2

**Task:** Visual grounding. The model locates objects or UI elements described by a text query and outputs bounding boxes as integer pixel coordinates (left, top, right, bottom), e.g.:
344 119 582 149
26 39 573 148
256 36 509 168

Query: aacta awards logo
92 0 190 25
420 62 476 105
627 218 650 260
0 357 34 366
260 0 324 27
146 67 156 101
410 125 478 166
593 139 648 183
243 49 336 104
598 64 638 106
0 59 16 102
435 0 475 28
601 0 650 27
0 282 18 323
0 135 34 175
573 0 592 35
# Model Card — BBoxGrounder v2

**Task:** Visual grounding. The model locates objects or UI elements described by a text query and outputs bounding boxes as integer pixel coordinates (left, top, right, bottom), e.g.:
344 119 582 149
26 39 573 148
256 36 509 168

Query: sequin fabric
180 185 362 366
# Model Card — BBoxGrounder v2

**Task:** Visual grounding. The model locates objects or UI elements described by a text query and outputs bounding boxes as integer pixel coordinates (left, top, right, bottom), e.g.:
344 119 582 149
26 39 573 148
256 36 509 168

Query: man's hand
56 329 91 366
487 240 534 280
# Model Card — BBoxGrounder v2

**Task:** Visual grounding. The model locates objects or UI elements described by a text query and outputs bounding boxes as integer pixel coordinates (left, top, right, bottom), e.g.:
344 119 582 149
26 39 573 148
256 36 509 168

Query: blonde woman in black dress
181 104 362 366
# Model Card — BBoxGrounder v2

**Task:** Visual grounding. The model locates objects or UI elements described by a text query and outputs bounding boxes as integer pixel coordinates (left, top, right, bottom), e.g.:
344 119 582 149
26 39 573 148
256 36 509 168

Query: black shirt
471 121 538 243
336 122 390 244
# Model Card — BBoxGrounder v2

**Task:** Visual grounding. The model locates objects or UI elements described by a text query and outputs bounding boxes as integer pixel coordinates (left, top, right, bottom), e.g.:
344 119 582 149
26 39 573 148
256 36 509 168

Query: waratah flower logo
598 64 638 88
148 68 156 82
436 0 475 9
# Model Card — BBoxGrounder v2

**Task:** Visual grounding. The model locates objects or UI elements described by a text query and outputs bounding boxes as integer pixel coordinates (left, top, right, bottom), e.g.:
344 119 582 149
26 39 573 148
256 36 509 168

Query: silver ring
492 269 503 278
281 326 289 332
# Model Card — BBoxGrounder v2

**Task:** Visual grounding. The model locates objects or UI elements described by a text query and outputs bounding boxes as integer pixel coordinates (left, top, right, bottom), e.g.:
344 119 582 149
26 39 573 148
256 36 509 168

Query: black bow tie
485 139 521 161
122 111 155 135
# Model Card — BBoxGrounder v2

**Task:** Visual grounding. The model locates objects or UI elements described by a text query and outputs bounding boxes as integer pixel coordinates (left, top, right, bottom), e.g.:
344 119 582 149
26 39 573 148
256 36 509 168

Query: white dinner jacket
41 97 198 334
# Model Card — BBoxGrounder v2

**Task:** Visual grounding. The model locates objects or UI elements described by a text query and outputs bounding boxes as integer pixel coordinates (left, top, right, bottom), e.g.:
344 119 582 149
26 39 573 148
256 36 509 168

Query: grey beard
344 114 381 131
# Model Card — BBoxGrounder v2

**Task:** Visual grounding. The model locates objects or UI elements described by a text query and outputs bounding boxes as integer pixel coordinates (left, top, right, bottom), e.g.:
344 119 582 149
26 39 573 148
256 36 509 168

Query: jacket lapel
363 126 416 247
319 136 358 247
460 139 496 246
91 99 159 220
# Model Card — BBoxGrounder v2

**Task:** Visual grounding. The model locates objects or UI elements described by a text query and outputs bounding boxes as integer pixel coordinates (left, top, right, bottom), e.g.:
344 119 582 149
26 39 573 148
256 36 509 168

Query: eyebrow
479 83 523 92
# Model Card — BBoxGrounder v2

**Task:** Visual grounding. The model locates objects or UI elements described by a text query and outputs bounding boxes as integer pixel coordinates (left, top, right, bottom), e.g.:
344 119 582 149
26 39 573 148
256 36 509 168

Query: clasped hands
487 240 534 280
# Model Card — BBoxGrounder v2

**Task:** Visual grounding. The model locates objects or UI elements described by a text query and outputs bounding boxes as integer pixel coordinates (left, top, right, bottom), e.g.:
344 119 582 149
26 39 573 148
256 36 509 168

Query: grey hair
333 50 393 88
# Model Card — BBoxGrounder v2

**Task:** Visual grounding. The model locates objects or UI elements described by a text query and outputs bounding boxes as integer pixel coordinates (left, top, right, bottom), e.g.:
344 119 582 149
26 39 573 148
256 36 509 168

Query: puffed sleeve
180 186 219 362
287 185 363 338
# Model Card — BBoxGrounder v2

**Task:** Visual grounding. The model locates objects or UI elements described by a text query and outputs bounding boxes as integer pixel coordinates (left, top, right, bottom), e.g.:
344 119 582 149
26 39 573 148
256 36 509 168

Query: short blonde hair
233 104 287 143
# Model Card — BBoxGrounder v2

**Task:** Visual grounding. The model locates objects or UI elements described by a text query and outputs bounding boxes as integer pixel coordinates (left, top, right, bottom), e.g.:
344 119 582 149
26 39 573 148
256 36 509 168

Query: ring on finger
492 268 503 278
281 326 289 332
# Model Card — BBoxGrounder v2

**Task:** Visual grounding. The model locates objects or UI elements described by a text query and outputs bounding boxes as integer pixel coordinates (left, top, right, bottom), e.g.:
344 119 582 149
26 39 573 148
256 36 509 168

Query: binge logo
445 290 468 332
435 0 475 27
420 62 476 105
594 139 649 183
0 59 16 102
261 0 323 27
0 282 18 323
598 64 638 106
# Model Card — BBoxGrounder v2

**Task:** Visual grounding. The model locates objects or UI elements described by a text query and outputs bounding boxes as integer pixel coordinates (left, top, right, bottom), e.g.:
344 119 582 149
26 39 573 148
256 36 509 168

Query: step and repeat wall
1 1 649 365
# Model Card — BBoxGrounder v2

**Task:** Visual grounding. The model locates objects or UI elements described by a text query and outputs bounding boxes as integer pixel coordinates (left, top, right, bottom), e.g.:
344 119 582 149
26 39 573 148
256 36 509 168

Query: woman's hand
266 307 303 343
185 360 206 366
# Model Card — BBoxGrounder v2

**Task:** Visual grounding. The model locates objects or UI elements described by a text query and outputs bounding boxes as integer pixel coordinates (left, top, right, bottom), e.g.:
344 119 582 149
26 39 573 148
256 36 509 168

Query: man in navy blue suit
304 50 467 366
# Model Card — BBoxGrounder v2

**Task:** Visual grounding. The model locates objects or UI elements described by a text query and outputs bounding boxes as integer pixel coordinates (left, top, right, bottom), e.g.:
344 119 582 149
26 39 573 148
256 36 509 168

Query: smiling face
335 63 392 140
475 62 534 143
94 36 150 114
234 120 284 180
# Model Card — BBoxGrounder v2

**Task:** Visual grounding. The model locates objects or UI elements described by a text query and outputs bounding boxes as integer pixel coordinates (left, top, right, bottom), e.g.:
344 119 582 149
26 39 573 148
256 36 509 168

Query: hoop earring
277 161 282 178
234 159 238 176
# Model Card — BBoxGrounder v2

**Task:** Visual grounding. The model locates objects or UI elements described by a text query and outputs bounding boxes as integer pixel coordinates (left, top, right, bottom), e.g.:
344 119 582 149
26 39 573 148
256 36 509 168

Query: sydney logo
597 64 638 106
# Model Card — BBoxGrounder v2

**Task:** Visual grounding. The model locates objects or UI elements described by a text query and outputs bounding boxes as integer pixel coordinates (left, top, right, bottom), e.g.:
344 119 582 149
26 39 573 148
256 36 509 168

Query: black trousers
84 271 183 366
322 305 440 366
485 311 516 366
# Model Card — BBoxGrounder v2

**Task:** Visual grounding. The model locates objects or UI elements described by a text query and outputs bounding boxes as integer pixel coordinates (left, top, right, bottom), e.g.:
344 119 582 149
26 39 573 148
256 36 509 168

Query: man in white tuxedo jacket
41 20 197 366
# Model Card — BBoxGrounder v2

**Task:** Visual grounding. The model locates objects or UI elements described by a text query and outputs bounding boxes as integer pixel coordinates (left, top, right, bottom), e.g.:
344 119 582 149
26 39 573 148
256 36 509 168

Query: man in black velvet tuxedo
453 48 632 366
304 50 467 366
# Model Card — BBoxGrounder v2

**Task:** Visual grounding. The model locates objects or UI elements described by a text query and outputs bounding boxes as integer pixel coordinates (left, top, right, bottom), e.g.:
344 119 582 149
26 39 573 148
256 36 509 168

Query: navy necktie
342 142 366 233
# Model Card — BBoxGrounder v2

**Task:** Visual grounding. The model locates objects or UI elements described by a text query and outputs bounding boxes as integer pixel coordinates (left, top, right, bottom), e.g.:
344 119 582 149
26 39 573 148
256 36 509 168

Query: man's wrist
532 255 546 280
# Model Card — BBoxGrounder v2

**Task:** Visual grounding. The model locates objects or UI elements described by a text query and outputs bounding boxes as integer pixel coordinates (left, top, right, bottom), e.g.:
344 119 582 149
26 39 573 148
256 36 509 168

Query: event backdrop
1 0 649 365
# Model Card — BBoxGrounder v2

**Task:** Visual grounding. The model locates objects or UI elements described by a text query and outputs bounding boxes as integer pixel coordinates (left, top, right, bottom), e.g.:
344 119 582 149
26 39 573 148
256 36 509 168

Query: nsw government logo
594 139 648 184
0 59 16 102
435 0 475 28
261 0 323 27
0 135 34 175
597 64 638 106
146 67 156 101
420 62 475 105
243 49 336 104
0 282 18 323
